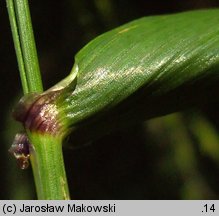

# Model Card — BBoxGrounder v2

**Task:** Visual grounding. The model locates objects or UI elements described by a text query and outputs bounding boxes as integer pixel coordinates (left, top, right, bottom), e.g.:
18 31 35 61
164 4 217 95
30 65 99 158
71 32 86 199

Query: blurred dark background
1 0 219 199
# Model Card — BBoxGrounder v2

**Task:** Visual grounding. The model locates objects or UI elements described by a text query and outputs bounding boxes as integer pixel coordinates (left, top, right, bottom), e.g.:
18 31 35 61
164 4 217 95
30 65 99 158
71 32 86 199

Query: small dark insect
9 133 31 169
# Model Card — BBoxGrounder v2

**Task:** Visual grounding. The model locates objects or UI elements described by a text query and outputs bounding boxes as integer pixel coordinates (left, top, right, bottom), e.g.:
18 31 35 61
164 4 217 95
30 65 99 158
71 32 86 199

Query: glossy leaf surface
16 10 219 143
57 9 219 138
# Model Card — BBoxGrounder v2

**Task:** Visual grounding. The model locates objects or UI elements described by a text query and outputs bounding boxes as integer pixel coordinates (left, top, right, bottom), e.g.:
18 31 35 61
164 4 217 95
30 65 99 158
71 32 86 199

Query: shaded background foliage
0 0 219 199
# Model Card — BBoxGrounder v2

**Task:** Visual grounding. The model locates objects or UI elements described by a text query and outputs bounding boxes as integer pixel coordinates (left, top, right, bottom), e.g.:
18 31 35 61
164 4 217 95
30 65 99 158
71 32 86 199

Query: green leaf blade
15 9 219 143
59 10 219 129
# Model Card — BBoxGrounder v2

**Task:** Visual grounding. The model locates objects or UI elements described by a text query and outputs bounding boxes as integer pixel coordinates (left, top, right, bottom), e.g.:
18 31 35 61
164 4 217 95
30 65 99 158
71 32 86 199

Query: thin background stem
6 0 43 93
6 0 29 94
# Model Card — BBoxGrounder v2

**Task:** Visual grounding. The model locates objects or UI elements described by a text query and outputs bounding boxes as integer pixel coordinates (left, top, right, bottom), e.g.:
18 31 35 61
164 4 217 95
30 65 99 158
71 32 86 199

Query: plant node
13 90 63 135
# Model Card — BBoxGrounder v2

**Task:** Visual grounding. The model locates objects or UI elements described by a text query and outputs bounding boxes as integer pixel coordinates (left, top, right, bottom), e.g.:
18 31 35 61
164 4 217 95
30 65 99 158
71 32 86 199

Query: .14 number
203 204 215 213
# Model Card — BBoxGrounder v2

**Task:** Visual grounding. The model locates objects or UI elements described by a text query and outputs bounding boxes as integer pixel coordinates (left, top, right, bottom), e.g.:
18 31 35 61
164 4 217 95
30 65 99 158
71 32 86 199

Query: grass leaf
56 9 219 140
17 9 219 143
